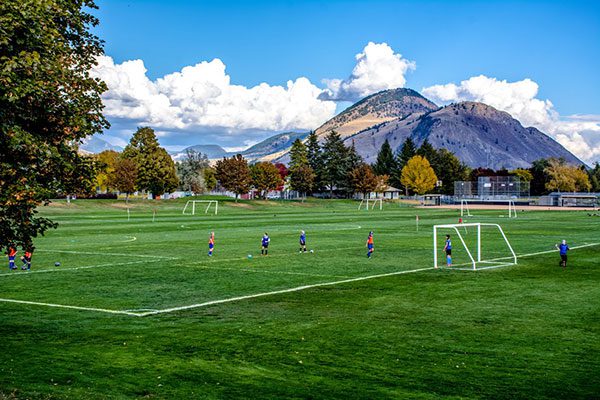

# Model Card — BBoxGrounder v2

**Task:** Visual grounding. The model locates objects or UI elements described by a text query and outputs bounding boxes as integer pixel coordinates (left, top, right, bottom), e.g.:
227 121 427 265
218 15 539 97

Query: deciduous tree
215 154 251 201
112 157 138 201
350 164 378 197
250 162 283 199
0 0 109 251
401 156 438 195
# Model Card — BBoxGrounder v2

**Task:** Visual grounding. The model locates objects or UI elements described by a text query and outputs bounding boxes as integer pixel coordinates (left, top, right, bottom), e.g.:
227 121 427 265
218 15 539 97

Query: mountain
172 144 230 161
315 88 438 139
80 135 122 154
344 101 583 169
243 131 309 161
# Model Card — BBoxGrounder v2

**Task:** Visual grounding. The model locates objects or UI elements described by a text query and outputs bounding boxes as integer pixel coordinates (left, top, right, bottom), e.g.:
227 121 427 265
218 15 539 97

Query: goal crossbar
433 223 517 270
182 200 218 215
358 198 383 210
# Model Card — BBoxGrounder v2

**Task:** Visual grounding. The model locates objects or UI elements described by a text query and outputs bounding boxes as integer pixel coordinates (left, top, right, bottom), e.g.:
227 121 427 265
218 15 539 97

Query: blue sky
91 0 600 162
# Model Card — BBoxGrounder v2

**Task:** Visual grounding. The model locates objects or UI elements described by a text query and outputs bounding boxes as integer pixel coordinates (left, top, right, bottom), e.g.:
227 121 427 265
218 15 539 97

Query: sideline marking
123 236 137 242
0 298 138 316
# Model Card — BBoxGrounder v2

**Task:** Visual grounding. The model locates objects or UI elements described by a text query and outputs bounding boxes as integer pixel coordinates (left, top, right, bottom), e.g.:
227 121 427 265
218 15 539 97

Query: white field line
0 259 173 278
39 249 171 259
0 298 139 316
136 267 435 317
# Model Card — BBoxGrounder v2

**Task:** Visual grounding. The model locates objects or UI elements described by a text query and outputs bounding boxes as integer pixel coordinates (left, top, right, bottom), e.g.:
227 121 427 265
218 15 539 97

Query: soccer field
1 198 599 399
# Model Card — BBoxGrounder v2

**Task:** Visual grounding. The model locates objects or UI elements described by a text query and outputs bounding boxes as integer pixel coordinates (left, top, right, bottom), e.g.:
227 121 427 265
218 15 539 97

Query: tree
123 127 178 197
344 141 364 195
350 164 378 197
111 157 138 201
289 164 315 198
0 0 109 252
95 150 119 192
203 167 217 192
510 168 534 182
545 158 591 192
177 149 209 193
288 140 315 196
373 139 396 176
416 139 437 165
306 131 325 192
215 154 251 201
273 163 289 191
322 131 349 198
530 158 551 196
392 137 416 189
434 149 470 194
588 163 600 192
401 156 438 195
250 162 283 199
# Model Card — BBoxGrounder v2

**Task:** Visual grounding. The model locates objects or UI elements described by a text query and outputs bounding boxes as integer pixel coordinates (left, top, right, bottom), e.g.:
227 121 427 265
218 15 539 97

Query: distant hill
314 88 438 139
80 136 122 154
243 131 309 161
172 144 230 161
344 101 583 169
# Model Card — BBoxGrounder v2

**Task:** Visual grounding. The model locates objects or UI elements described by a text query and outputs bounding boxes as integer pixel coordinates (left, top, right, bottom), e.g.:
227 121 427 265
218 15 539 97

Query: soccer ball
54 262 61 267
247 254 253 259
310 249 314 253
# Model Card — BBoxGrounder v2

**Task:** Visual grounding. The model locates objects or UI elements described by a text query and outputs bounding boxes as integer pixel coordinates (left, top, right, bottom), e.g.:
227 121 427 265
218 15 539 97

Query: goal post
433 223 517 270
358 198 383 210
182 200 218 215
460 199 472 217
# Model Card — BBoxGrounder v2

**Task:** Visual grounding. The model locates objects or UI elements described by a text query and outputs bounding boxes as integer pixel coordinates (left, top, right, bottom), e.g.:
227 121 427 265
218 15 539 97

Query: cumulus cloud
92 56 336 135
422 75 600 165
319 42 416 102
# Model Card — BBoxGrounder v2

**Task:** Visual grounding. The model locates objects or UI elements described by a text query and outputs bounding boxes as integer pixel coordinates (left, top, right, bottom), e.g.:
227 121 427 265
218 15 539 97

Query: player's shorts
560 254 567 263
367 244 374 250
446 249 452 256
262 244 269 248
300 240 306 246
209 243 214 249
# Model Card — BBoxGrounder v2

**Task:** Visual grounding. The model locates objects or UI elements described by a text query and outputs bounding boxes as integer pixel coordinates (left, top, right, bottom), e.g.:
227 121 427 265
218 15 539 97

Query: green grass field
1 198 599 399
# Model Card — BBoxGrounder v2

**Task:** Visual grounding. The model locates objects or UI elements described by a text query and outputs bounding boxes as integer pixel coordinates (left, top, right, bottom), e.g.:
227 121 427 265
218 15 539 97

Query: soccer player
366 231 374 258
261 232 270 256
555 240 570 268
20 248 33 270
444 235 452 267
208 231 215 257
7 246 17 270
299 230 307 253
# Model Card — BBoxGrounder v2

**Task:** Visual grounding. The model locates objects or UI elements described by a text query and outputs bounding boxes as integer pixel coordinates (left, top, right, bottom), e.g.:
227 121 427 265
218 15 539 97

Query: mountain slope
345 101 583 168
315 88 438 139
80 135 123 154
172 144 230 161
244 131 309 161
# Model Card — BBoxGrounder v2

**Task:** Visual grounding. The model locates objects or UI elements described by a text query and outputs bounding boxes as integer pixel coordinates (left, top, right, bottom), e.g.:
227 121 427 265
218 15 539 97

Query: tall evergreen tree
416 139 437 165
344 141 364 196
288 139 315 197
373 139 395 176
434 149 470 194
289 139 309 169
322 131 349 198
123 127 179 197
391 137 417 190
529 159 551 196
306 131 325 192
588 163 600 192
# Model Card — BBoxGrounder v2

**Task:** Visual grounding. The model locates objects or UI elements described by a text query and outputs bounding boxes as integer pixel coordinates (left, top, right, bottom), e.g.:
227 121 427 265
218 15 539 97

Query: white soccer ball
247 254 253 259
310 249 314 253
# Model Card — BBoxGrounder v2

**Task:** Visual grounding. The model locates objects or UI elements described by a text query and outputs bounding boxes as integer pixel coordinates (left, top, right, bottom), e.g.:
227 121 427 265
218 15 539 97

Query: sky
91 0 600 163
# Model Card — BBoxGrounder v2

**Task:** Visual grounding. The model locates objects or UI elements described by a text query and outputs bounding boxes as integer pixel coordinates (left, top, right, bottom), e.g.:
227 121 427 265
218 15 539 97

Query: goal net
182 200 218 215
460 199 517 218
433 223 517 270
358 198 383 210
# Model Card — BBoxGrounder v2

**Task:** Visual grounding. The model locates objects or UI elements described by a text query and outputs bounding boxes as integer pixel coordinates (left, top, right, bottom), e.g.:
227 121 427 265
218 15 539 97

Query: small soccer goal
182 200 218 215
460 199 473 217
433 222 517 270
358 198 383 210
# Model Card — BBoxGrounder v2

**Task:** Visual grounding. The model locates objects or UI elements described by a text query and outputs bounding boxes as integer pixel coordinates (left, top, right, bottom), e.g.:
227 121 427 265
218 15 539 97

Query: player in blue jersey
444 235 452 267
555 239 569 268
299 230 307 253
261 232 270 256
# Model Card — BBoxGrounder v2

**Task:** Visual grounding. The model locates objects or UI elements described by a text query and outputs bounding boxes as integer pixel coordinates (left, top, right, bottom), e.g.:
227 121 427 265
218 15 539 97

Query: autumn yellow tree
400 156 438 195
545 158 591 192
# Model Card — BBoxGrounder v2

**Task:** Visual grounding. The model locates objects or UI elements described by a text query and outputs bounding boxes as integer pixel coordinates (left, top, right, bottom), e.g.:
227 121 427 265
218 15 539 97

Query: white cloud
422 75 600 165
92 56 336 134
319 42 416 101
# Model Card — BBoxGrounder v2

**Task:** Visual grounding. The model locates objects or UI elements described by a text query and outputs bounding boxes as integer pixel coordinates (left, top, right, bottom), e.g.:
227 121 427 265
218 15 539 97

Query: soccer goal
506 200 517 218
358 198 383 210
433 223 517 270
460 199 473 217
182 200 218 215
